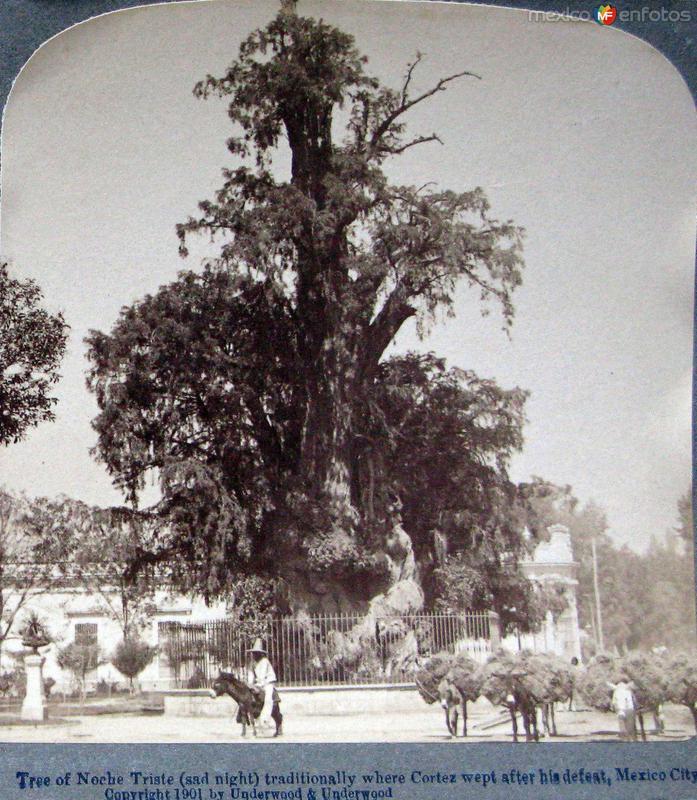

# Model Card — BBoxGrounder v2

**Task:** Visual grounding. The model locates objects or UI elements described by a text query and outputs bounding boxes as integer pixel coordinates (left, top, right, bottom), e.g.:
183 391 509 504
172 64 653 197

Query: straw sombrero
247 638 267 655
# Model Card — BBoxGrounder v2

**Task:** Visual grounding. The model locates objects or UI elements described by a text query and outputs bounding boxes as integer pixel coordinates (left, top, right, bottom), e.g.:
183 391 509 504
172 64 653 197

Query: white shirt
612 683 635 712
248 656 277 687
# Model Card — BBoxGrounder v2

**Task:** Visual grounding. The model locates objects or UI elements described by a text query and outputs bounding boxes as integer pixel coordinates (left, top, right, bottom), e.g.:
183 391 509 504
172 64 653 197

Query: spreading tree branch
370 69 481 152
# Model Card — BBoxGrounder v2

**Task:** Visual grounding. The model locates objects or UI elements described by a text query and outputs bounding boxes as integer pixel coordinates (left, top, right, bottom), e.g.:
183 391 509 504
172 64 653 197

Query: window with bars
74 622 98 648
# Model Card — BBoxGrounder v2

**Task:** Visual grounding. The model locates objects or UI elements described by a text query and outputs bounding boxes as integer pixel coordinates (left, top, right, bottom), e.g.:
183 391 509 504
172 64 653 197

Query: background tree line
526 481 695 655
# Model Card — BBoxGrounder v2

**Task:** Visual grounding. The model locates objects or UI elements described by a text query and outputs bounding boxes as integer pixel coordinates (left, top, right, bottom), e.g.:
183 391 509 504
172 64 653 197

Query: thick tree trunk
300 358 356 520
282 99 423 614
286 312 425 616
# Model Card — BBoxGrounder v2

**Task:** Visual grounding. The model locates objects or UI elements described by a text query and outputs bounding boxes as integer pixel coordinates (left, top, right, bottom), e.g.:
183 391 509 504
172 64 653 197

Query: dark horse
211 671 283 737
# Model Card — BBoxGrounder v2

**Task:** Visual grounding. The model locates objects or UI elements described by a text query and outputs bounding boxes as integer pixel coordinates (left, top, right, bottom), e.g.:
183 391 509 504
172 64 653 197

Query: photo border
0 2 694 798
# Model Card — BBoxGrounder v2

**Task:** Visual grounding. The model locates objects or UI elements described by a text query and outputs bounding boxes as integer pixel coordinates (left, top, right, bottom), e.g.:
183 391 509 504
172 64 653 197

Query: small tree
56 641 102 703
111 638 157 693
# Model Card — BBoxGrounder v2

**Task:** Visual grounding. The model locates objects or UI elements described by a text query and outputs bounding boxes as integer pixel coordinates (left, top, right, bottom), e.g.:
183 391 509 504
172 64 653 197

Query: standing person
247 638 276 729
568 657 580 711
610 678 637 741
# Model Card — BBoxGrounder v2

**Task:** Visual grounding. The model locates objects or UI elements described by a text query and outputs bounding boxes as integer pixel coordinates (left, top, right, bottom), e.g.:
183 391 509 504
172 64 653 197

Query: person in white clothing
610 679 637 741
247 638 276 728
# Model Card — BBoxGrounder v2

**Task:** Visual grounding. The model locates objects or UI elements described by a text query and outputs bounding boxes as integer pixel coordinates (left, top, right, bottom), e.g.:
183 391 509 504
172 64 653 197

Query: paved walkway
0 705 692 743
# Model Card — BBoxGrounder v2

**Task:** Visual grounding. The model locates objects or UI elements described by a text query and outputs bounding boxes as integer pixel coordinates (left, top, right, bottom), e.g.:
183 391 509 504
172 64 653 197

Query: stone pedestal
21 654 47 722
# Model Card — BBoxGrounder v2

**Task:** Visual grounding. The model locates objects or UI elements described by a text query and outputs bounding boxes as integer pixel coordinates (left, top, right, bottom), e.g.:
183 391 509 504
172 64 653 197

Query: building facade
0 525 582 692
502 523 582 661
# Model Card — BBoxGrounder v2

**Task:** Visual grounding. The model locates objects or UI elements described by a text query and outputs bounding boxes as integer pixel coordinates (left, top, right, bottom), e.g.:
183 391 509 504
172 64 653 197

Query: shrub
186 668 206 689
111 638 157 691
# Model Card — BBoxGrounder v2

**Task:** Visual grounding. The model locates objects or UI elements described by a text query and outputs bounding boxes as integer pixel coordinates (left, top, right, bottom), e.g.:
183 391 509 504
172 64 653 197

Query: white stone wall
0 588 226 692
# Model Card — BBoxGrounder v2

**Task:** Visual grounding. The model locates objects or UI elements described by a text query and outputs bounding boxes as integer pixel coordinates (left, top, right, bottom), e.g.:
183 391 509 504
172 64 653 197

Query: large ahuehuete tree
0 262 68 446
87 7 526 614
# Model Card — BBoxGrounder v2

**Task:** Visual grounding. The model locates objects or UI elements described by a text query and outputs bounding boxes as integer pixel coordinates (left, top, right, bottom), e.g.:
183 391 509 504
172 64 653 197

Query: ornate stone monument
520 524 582 660
21 654 47 721
20 614 50 722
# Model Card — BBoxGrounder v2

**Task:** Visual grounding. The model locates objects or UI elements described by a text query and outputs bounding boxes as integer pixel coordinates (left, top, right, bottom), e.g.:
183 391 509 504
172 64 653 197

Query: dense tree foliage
86 8 529 614
0 263 68 446
638 527 696 652
227 575 284 639
0 490 68 654
23 495 156 638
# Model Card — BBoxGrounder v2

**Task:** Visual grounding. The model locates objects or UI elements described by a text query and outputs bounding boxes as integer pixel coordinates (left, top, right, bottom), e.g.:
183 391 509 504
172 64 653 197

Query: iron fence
157 610 498 688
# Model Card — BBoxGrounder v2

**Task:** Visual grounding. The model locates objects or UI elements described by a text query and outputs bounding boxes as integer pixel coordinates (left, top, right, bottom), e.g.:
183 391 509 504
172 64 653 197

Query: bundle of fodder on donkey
523 653 573 737
480 650 549 742
437 653 484 737
664 651 697 734
415 652 456 733
576 653 621 713
620 651 669 739
577 652 668 740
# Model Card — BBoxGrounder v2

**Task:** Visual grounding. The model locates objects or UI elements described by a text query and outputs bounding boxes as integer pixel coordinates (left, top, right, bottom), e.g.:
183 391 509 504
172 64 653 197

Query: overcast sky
0 0 694 551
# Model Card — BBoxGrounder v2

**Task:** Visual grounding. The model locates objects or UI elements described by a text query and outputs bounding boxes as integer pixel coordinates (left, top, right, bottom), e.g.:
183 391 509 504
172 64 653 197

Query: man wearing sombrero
246 638 276 729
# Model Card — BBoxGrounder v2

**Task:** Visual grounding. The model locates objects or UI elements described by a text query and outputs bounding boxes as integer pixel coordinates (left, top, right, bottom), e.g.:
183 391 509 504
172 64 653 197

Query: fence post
487 611 501 650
